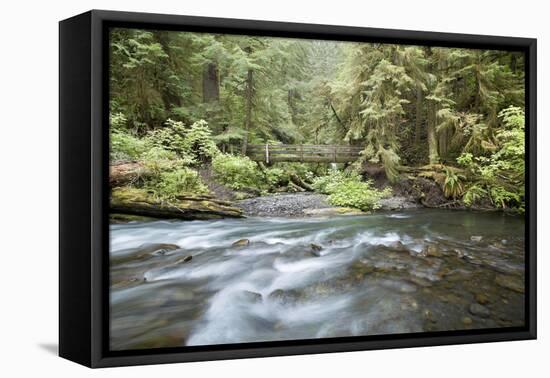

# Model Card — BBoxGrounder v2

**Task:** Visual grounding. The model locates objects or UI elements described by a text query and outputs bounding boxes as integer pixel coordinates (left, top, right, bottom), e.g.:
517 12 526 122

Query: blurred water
109 209 525 350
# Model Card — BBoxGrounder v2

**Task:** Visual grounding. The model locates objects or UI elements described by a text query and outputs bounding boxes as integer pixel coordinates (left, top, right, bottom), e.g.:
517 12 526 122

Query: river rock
475 293 490 305
268 288 301 304
423 309 437 323
469 303 491 318
310 243 323 256
111 243 180 265
423 244 442 257
303 207 364 216
387 241 408 253
239 290 263 303
378 196 419 210
408 276 433 287
111 277 141 289
495 274 524 293
176 255 193 264
232 238 250 247
454 248 468 259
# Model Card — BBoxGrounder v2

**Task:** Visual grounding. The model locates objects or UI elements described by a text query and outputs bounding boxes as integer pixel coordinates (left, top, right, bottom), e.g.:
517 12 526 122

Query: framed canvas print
59 10 537 368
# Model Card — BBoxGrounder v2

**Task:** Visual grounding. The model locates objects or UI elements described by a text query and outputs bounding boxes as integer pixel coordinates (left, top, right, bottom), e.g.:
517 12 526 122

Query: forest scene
109 28 526 351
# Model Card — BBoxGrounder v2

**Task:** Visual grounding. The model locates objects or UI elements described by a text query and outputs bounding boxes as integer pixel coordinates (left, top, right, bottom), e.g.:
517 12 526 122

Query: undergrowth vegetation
312 171 392 211
108 30 525 213
456 106 525 211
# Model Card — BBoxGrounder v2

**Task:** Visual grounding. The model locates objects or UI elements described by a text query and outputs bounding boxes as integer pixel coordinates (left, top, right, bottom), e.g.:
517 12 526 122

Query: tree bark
111 188 244 220
202 62 220 103
110 161 152 187
242 47 254 155
424 46 439 164
427 101 439 164
414 85 423 144
289 173 313 191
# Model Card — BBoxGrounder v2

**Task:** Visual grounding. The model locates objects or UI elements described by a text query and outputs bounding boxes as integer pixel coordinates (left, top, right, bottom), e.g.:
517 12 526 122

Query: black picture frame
59 9 537 368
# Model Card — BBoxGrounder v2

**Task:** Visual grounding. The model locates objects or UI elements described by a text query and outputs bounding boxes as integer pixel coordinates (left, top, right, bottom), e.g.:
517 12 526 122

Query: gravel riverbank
237 193 331 217
237 192 419 217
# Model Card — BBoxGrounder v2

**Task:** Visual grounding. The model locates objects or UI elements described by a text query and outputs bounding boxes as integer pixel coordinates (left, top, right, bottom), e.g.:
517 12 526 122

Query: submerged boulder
232 238 250 247
469 303 491 318
310 243 323 256
268 288 302 304
110 243 180 265
495 274 525 293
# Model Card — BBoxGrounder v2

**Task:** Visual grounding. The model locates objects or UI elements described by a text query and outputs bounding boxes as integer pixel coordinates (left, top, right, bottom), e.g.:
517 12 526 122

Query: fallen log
111 188 244 220
110 161 152 187
289 173 313 192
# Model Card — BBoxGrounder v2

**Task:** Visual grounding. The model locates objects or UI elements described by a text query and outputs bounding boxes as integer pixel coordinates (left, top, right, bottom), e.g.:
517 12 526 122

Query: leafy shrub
489 185 522 210
462 184 488 206
145 119 187 155
147 168 208 199
141 146 195 173
456 106 525 211
145 119 219 163
110 129 147 161
277 163 314 182
327 180 391 211
212 154 264 190
181 120 220 162
312 170 365 193
312 170 391 211
264 167 287 188
442 168 465 199
110 112 128 130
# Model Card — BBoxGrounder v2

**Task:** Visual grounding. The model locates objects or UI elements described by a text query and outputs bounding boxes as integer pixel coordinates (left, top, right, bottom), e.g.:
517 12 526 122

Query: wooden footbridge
246 144 364 163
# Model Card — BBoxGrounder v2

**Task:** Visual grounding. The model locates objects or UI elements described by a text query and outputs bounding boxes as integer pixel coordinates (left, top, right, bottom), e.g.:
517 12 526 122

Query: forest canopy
109 28 525 212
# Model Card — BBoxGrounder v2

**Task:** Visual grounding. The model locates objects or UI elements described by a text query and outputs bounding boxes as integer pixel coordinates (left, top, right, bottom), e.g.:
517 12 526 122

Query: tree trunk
202 62 220 103
242 54 254 155
414 85 423 144
427 101 439 164
439 128 448 161
424 46 439 164
289 173 313 191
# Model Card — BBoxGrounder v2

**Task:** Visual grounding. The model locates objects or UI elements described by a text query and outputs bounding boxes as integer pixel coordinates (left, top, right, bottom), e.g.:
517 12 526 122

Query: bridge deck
246 144 364 163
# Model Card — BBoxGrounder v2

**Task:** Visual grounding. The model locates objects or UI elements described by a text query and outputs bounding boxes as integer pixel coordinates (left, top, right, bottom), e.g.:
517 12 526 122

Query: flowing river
109 209 525 350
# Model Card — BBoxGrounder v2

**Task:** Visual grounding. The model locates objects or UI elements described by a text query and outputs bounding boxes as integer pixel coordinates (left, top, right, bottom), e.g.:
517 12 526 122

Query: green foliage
462 184 488 206
181 120 220 162
144 119 219 163
264 167 287 188
312 170 391 211
145 119 188 155
489 185 522 209
148 168 209 199
442 168 465 199
108 29 525 213
110 128 147 161
456 106 525 210
110 30 170 131
212 154 264 190
327 181 391 211
140 146 192 173
312 170 353 194
110 112 128 130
